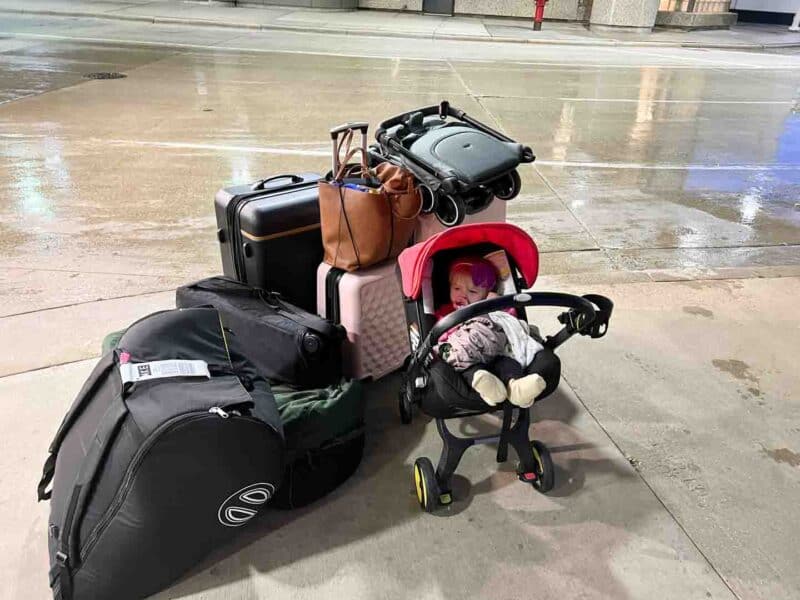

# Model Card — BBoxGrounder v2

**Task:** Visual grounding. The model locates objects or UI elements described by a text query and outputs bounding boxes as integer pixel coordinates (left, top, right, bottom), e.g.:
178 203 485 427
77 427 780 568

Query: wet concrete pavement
0 12 799 600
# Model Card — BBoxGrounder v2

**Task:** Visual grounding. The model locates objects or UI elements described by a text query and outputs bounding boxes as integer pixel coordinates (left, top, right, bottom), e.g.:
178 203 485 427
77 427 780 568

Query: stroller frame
374 100 535 227
397 224 613 512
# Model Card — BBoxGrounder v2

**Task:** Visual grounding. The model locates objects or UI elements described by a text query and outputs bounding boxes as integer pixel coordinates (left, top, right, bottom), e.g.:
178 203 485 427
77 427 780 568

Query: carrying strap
190 278 340 340
38 352 117 501
52 383 128 600
260 291 343 340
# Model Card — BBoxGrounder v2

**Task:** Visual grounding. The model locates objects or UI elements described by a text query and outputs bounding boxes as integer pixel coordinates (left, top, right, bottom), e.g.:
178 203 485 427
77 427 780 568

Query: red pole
534 0 547 31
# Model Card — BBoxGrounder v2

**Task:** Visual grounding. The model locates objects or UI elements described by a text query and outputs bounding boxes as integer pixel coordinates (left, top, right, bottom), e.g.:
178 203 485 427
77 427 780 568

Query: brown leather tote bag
319 126 421 271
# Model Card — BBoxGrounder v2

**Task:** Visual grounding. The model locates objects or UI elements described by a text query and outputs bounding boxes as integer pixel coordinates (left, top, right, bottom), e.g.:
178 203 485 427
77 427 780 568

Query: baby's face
449 272 489 308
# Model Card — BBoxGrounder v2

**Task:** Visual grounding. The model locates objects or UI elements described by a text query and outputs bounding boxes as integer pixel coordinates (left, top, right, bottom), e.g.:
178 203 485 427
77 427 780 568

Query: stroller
374 101 535 228
396 223 613 512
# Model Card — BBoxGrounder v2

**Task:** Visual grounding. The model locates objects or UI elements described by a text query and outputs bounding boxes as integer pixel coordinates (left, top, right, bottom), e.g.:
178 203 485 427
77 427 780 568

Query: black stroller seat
396 223 613 513
419 347 561 420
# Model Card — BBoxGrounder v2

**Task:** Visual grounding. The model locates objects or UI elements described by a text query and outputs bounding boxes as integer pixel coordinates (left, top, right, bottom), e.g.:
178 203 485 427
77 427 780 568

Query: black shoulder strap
261 291 343 339
38 353 116 501
53 384 128 600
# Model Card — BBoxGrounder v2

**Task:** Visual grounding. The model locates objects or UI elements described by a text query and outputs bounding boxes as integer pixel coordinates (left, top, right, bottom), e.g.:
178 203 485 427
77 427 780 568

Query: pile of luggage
37 101 535 600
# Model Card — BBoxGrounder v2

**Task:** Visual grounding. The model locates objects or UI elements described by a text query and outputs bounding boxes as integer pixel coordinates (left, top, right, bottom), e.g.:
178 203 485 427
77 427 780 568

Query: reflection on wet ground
0 26 799 312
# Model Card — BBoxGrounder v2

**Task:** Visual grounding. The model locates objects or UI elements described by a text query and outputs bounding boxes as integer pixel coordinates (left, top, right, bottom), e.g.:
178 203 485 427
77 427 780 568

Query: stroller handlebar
419 292 610 359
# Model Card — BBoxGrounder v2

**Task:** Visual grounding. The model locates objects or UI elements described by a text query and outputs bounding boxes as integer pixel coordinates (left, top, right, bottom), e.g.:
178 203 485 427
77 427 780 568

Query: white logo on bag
218 482 275 527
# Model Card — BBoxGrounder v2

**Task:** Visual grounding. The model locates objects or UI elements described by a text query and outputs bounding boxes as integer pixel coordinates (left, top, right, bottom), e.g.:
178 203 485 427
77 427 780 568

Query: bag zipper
76 406 259 568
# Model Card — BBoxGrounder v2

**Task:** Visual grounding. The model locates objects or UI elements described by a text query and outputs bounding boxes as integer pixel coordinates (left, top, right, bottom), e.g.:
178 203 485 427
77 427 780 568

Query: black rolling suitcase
215 173 323 313
38 308 285 600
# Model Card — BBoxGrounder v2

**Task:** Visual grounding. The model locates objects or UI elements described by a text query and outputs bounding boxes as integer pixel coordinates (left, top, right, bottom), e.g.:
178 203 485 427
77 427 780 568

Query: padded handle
416 291 601 360
251 174 304 191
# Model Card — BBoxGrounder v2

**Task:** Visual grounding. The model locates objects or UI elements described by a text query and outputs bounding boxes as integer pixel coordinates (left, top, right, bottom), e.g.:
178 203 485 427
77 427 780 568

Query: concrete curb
3 7 800 50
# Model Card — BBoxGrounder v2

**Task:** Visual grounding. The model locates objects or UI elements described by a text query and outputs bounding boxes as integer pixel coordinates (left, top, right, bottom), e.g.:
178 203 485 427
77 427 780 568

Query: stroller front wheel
413 457 441 513
518 440 555 493
493 170 522 201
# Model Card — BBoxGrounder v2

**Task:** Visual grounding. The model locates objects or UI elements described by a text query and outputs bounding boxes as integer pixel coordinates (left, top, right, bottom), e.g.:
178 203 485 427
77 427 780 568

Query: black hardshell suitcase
215 173 323 313
38 308 285 600
177 276 344 389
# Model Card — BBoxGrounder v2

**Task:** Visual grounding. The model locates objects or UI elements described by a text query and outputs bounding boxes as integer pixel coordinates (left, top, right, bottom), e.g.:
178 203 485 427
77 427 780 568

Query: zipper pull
208 407 229 419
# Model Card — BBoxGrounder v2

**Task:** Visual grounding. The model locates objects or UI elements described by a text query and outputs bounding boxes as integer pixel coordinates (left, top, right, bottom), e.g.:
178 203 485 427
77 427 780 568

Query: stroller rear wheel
418 184 437 214
492 170 522 201
518 440 555 493
434 194 466 228
413 457 440 513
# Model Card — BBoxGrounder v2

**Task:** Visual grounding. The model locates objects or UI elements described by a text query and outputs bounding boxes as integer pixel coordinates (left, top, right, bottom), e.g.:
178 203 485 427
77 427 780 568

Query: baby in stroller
434 256 547 408
397 222 614 512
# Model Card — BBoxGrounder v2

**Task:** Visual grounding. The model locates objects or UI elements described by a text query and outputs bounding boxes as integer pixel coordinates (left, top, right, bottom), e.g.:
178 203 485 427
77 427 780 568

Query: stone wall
358 0 590 21
240 0 358 7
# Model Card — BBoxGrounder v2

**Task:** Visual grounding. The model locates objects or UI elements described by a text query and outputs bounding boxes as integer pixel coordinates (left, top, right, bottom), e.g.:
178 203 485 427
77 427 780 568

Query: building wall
358 0 589 21
730 0 797 13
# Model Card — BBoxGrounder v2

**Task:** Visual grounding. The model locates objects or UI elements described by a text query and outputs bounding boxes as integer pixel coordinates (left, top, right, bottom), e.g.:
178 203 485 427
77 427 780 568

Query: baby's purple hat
450 257 497 290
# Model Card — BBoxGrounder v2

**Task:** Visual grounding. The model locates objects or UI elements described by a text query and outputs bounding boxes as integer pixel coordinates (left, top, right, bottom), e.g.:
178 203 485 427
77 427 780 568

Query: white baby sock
507 374 547 408
471 370 507 406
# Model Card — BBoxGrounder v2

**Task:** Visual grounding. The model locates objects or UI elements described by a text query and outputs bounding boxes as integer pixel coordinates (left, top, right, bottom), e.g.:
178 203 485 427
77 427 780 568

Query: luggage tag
120 360 211 385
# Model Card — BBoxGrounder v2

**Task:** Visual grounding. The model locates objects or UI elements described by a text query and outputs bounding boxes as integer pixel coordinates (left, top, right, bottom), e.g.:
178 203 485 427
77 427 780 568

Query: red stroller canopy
398 222 539 299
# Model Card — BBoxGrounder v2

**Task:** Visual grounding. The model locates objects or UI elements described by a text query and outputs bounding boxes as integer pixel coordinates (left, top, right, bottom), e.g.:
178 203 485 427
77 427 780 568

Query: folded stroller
374 101 535 228
396 223 613 512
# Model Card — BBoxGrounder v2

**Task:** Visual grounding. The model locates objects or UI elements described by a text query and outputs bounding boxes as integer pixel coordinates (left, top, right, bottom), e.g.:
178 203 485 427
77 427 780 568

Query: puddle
763 447 800 468
711 358 759 383
683 306 714 318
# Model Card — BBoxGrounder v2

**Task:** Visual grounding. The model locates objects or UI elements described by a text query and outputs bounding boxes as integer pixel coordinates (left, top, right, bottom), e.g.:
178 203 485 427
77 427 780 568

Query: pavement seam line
560 373 744 600
532 165 611 265
0 357 100 380
0 289 175 319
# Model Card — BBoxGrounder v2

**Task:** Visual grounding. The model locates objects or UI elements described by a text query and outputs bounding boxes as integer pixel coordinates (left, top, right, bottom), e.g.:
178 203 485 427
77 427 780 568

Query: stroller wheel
519 440 555 493
413 457 440 513
493 170 522 201
418 185 437 214
434 194 466 228
399 383 413 424
463 186 494 215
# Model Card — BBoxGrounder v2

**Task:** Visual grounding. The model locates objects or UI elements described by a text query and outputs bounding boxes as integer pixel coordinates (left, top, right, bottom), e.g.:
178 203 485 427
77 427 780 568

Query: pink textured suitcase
317 261 408 381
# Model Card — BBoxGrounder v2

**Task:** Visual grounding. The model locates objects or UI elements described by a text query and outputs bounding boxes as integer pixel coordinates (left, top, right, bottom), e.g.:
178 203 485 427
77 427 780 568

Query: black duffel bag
38 308 285 600
177 276 344 389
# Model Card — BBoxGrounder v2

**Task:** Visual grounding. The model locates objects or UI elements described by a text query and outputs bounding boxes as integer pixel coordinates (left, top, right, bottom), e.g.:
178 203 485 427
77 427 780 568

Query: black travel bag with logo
176 276 344 389
215 172 323 313
37 308 285 600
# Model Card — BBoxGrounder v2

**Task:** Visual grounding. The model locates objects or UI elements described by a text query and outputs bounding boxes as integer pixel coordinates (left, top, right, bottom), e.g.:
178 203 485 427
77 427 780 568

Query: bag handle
330 124 370 181
251 174 304 191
